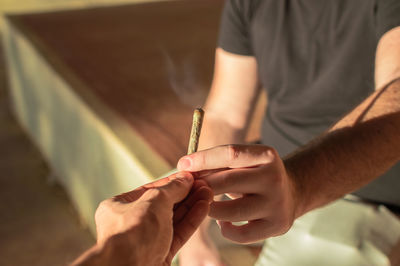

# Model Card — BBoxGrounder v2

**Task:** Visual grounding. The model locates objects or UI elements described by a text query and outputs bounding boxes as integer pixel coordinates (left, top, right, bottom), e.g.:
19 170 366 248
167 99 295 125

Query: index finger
177 144 277 172
114 172 193 203
157 172 194 205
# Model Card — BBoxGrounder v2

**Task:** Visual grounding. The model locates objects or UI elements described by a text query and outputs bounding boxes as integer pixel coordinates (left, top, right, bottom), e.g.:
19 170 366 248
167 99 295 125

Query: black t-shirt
218 0 400 206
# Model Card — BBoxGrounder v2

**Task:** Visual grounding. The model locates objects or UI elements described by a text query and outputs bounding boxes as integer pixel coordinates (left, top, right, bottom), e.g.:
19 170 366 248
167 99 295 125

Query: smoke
162 49 208 108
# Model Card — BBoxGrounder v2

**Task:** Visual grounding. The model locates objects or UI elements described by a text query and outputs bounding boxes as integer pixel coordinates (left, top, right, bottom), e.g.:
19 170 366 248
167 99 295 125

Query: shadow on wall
0 0 165 31
5 24 153 233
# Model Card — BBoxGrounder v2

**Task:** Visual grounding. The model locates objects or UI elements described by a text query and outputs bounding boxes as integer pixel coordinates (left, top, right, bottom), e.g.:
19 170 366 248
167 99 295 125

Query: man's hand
177 145 300 244
72 172 213 266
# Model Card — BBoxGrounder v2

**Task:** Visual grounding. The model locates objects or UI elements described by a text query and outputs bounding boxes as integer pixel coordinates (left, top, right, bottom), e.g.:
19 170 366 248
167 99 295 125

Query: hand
73 172 213 266
177 144 300 244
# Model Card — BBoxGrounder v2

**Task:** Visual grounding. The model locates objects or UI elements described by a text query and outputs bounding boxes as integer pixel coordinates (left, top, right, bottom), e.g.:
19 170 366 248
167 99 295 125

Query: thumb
159 171 194 204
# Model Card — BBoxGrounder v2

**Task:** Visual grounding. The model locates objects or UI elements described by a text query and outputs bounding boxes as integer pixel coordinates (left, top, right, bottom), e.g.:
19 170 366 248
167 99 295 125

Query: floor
0 37 95 266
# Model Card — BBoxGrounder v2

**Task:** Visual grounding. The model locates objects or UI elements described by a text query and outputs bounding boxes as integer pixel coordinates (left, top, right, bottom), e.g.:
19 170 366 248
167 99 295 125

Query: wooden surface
8 0 224 166
0 35 95 266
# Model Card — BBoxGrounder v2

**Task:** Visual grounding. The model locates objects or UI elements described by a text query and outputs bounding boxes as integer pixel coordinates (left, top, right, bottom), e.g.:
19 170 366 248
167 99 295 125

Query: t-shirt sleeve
217 0 253 56
376 0 400 40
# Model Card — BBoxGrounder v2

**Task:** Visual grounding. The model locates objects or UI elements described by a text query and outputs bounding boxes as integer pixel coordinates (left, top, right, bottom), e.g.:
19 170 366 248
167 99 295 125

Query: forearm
71 245 111 266
198 48 260 151
199 109 246 151
285 79 400 217
71 244 108 266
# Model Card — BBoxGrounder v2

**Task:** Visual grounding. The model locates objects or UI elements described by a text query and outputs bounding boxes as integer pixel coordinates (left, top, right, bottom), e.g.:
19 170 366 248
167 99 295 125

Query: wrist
283 157 309 219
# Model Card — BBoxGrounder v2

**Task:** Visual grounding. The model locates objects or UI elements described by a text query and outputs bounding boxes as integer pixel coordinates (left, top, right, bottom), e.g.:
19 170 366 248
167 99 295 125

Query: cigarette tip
194 107 204 115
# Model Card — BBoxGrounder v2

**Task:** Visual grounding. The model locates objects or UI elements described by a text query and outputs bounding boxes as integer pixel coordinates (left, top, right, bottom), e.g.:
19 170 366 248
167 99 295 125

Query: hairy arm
286 26 400 216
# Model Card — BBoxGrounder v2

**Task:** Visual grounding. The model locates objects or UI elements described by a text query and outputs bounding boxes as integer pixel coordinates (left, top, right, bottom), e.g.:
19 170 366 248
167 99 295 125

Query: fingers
209 195 264 222
114 172 194 205
148 172 195 206
168 199 211 261
202 167 267 195
191 168 229 179
173 180 213 223
217 220 275 244
168 180 213 261
142 174 176 188
177 144 277 172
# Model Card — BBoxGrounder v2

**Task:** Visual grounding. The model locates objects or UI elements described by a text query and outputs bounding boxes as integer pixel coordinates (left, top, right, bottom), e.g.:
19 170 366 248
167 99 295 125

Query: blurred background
0 0 262 265
0 0 188 265
0 44 95 266
0 1 152 265
3 1 400 266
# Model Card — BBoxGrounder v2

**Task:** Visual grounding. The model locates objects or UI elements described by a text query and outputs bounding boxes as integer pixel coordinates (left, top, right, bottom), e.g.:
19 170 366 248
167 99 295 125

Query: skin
178 48 260 265
71 172 213 266
178 26 400 263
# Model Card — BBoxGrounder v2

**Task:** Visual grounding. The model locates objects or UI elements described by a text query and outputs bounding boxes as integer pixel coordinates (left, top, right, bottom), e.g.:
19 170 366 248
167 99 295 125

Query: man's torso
218 0 400 206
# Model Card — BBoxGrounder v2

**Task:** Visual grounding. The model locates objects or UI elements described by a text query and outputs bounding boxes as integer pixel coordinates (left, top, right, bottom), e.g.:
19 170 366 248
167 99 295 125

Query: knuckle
143 188 166 201
227 144 241 161
261 146 278 164
95 200 119 224
96 200 111 215
275 221 292 236
163 178 189 197
197 152 207 169
259 168 282 188
265 165 285 187
169 178 187 190
97 200 108 210
268 147 279 159
271 212 293 236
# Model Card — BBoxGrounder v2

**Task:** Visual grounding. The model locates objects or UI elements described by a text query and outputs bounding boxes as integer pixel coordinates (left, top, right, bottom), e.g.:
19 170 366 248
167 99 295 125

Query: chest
249 0 378 93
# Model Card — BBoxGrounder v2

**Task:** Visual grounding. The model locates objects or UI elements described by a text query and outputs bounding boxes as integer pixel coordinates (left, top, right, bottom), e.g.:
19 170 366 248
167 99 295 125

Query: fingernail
177 157 192 170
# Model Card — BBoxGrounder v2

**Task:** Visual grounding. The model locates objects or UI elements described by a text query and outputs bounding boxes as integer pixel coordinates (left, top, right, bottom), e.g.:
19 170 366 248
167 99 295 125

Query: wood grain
8 0 224 166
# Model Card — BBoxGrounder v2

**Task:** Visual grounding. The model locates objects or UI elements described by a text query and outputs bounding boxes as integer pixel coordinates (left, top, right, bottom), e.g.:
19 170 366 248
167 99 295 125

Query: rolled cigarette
187 108 204 155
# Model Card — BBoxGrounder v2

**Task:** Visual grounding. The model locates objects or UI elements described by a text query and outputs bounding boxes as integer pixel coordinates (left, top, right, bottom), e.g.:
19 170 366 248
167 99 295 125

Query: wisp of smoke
162 49 207 108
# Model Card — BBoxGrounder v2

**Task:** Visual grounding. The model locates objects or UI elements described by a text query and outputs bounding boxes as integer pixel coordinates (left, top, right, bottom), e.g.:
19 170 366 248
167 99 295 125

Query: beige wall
0 0 162 30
